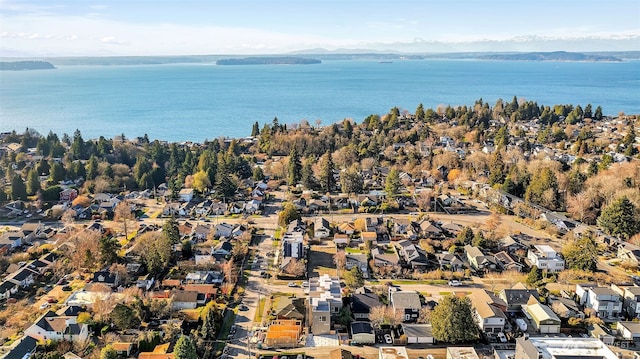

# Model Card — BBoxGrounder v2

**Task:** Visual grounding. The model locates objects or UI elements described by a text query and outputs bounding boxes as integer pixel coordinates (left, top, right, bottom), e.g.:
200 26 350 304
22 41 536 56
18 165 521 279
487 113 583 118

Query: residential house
215 223 234 238
390 291 421 323
621 286 640 319
273 297 306 320
314 217 331 238
345 253 369 278
287 219 307 234
540 212 576 233
178 188 194 202
337 222 356 235
171 290 199 309
361 231 377 243
581 285 623 320
192 224 212 240
464 245 498 272
213 240 233 256
111 342 134 357
617 243 640 265
309 275 342 334
6 266 38 288
548 296 584 319
494 251 525 272
351 321 376 344
59 188 78 203
1 335 38 359
0 231 23 251
526 300 561 334
499 287 541 313
282 232 305 259
0 281 18 300
393 219 413 237
371 247 400 268
515 337 618 359
92 270 119 288
469 289 507 333
418 221 443 238
24 311 89 342
396 240 429 270
616 321 640 344
264 319 302 349
334 233 350 247
440 222 464 236
243 199 261 214
20 222 46 242
436 252 464 271
351 289 382 320
576 283 599 305
527 245 565 273
499 235 528 253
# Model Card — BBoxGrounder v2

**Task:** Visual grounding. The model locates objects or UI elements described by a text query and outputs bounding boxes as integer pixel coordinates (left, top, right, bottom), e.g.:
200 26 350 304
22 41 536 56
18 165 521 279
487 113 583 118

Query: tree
49 162 65 184
430 296 479 343
251 121 260 137
457 226 474 245
192 170 211 193
100 345 118 359
10 174 27 200
417 306 432 324
333 250 347 275
174 335 198 359
415 103 425 122
162 216 180 245
199 303 222 339
369 306 387 328
385 168 401 197
301 157 316 190
524 167 559 210
26 168 40 196
252 166 265 181
344 266 365 288
110 303 140 330
340 165 364 195
318 151 335 192
563 233 599 272
278 202 300 227
288 147 302 187
284 258 306 277
136 231 172 275
597 196 640 239
99 237 120 267
337 306 353 327
526 266 542 286
114 200 134 239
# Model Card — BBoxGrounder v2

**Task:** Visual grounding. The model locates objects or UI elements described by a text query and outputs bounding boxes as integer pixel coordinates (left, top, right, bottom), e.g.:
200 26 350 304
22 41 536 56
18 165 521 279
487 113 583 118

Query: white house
616 321 640 344
469 290 507 333
527 245 565 273
526 302 561 334
25 312 89 342
215 222 234 238
401 323 434 344
178 188 194 202
314 218 331 238
585 287 623 319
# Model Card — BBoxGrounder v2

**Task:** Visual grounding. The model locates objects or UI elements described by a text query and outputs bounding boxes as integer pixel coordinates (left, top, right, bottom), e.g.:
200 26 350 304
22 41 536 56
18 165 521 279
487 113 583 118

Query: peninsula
216 56 321 65
0 61 56 71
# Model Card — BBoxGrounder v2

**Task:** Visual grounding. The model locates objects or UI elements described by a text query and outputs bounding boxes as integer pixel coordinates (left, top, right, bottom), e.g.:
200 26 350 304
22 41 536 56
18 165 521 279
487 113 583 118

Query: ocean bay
1 59 639 142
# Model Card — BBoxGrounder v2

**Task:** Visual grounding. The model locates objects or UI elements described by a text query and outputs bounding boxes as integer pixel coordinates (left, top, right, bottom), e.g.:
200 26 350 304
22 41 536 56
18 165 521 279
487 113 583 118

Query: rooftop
520 337 618 359
379 346 409 359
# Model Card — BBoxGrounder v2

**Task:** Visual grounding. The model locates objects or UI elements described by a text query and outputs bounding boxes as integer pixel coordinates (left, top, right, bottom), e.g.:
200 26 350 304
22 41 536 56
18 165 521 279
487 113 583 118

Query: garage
401 324 434 344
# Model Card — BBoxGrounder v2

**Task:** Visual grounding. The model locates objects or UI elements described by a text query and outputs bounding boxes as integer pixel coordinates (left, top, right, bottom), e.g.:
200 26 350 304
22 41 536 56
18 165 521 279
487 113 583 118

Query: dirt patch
307 243 337 278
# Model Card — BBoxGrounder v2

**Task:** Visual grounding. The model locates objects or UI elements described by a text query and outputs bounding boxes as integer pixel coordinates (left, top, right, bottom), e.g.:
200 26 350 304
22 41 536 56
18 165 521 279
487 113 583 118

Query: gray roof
401 323 433 338
351 321 374 334
391 291 421 310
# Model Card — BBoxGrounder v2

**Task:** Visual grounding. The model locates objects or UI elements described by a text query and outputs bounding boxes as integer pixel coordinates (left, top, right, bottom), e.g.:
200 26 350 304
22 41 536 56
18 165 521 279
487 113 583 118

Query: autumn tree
278 202 300 227
333 250 347 276
430 296 479 343
344 266 365 288
192 170 211 193
597 196 640 240
525 167 560 210
284 258 306 277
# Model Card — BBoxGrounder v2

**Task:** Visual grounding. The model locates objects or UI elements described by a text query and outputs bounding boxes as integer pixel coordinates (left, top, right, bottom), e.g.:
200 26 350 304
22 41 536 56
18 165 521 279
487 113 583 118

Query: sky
1 0 639 56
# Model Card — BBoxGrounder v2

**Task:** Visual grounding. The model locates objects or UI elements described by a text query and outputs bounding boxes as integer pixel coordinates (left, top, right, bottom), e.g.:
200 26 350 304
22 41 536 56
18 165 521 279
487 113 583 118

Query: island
476 51 621 62
216 56 321 65
0 61 56 71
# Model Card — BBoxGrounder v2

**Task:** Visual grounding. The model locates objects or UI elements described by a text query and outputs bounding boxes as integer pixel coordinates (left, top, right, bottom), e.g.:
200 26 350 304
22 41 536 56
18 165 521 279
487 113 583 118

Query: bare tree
333 250 347 276
114 200 134 239
417 306 432 324
284 258 306 278
369 305 387 328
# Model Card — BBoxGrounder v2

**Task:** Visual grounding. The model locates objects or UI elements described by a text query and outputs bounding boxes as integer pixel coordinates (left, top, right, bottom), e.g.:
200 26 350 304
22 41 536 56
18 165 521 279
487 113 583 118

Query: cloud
100 36 128 45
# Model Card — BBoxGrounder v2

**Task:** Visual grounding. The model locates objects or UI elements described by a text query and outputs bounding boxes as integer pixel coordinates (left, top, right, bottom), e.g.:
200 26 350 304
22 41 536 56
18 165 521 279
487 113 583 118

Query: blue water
1 60 639 142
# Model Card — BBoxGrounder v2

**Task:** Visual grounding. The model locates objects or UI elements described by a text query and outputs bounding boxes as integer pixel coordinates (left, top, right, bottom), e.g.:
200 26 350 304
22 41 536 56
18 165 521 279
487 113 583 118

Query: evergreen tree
252 166 265 181
385 168 401 197
26 168 40 196
318 151 335 192
415 103 425 122
563 233 598 272
340 165 364 194
49 162 65 184
11 174 27 200
488 151 505 186
430 296 479 344
457 226 474 245
301 158 316 190
594 106 603 121
174 336 198 359
251 121 260 137
163 216 180 245
288 147 302 187
526 266 542 286
597 196 640 239
36 158 50 176
278 202 301 227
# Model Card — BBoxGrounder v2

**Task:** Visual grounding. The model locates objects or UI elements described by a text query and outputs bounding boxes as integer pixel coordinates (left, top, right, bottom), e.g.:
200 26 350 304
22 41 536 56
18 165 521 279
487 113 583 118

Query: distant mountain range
216 57 321 65
476 51 622 62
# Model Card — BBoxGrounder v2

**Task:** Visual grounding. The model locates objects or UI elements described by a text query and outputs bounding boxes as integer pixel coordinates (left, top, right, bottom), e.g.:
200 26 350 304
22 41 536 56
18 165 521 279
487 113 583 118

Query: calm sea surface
1 60 639 142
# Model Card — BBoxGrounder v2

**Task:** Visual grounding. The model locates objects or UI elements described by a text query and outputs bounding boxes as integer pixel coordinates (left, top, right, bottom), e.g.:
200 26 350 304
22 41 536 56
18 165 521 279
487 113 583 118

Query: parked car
47 297 57 303
61 285 72 291
239 305 249 311
39 302 50 310
448 280 462 287
384 334 393 344
287 282 298 287
497 332 507 343
301 281 309 288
